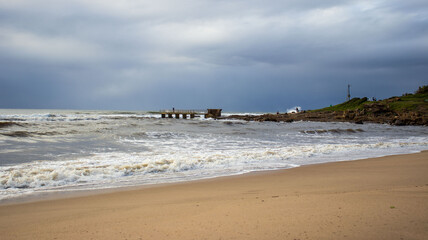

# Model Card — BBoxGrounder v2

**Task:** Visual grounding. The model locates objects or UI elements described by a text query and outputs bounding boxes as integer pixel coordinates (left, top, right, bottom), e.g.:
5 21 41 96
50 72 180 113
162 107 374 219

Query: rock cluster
226 104 427 126
225 89 428 126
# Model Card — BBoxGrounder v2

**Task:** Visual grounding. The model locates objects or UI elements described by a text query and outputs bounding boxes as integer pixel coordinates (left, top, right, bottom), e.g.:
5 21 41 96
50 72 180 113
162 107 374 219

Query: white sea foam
1 109 427 201
287 106 302 113
1 140 427 200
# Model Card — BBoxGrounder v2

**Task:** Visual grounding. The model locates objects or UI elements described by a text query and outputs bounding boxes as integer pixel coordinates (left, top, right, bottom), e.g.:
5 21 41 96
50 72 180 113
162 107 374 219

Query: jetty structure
159 109 222 119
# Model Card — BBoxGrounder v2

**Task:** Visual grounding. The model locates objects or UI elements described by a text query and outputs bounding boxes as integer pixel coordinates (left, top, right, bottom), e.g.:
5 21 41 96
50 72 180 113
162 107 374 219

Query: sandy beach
1 151 427 240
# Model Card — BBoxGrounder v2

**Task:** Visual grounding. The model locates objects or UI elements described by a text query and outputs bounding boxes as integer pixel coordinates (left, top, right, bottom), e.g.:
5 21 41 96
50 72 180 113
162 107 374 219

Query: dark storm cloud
0 0 427 111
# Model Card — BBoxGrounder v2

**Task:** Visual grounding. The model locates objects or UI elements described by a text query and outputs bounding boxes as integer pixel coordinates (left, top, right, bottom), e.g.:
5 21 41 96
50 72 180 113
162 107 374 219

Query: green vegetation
312 97 368 112
387 92 428 112
416 85 428 94
312 85 428 113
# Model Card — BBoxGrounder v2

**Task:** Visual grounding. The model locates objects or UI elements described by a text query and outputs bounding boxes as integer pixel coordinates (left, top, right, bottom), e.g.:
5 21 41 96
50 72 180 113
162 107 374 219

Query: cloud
0 28 103 63
0 0 427 111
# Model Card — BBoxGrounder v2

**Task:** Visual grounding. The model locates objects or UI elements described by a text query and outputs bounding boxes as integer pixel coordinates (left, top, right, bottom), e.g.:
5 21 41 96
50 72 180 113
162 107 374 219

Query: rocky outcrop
225 89 428 126
226 108 427 126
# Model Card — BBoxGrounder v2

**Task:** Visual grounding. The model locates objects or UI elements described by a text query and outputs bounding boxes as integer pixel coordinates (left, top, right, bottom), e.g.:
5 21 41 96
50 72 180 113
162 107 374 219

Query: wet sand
1 151 427 240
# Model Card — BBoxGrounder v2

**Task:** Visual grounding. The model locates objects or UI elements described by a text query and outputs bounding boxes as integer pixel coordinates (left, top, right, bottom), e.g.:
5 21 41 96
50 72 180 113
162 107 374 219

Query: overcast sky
0 0 427 111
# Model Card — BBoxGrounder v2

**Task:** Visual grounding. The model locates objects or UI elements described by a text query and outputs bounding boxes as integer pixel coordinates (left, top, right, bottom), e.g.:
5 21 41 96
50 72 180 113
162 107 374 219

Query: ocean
1 109 427 201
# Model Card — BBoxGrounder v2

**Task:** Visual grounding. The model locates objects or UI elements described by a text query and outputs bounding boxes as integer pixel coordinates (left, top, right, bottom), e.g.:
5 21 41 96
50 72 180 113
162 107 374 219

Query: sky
0 0 427 112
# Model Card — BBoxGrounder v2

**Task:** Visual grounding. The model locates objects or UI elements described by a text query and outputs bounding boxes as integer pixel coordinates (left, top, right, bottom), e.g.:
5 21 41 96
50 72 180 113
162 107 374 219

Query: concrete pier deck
159 109 222 119
159 110 202 119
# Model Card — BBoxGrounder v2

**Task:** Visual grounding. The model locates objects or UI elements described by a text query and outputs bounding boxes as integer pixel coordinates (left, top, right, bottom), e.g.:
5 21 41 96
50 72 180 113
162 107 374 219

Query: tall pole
347 84 351 101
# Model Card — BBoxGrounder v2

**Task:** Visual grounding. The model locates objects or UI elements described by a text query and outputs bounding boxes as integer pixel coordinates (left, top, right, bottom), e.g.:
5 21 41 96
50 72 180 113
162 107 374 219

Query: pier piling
159 109 221 119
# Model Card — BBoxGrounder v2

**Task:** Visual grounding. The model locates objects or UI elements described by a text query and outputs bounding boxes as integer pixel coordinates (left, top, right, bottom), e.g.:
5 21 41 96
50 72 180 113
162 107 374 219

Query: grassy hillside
387 86 428 112
312 86 428 113
313 97 369 112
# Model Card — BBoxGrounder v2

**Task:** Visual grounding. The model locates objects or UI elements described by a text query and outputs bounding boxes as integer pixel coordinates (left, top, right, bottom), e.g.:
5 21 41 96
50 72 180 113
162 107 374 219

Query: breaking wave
1 109 427 201
301 128 365 134
1 141 427 199
0 122 24 128
287 106 302 113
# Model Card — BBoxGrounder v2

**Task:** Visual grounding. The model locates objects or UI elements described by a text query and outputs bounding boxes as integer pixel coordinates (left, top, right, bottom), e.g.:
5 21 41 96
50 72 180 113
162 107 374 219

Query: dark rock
0 122 21 128
392 120 405 126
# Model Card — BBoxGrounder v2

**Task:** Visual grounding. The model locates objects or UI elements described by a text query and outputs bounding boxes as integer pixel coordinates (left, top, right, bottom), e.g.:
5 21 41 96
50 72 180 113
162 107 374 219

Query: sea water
1 109 427 201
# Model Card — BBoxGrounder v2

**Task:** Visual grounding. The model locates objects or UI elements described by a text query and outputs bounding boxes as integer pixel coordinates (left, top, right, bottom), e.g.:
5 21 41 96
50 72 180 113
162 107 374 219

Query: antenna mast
346 84 351 101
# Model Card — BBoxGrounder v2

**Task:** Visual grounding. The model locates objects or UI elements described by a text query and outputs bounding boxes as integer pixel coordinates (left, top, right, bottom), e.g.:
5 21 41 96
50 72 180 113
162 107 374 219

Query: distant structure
160 109 198 119
205 109 222 118
346 84 351 101
159 109 222 119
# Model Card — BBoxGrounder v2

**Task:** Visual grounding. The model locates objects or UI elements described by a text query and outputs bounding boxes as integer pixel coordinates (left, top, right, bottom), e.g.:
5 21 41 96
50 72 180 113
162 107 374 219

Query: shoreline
1 150 425 206
224 111 428 126
1 151 427 239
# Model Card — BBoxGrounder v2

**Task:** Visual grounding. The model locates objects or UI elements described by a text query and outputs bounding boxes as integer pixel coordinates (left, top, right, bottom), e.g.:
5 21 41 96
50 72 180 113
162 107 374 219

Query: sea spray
287 106 302 113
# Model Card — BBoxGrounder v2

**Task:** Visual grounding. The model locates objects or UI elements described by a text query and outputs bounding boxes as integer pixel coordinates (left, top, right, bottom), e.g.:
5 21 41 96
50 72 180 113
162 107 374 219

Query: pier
159 109 222 119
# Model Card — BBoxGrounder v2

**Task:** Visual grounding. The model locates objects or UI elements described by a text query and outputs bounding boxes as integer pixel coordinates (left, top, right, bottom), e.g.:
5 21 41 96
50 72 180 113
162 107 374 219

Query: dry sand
1 151 427 240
